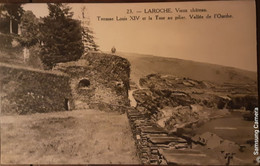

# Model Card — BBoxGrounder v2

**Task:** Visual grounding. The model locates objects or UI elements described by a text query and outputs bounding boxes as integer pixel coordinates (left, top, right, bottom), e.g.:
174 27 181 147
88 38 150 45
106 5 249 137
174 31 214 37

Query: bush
0 33 13 50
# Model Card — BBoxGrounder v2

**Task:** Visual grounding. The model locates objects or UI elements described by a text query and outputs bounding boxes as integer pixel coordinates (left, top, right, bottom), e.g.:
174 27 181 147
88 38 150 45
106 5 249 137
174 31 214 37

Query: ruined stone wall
0 63 73 115
54 52 130 111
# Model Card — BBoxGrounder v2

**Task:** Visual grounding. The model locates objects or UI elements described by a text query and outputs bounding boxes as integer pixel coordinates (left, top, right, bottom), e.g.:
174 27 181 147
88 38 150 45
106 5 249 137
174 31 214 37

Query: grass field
1 109 139 164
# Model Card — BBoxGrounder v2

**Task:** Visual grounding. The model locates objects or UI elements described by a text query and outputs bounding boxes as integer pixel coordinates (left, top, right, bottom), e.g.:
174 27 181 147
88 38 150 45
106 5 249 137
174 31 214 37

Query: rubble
160 148 221 165
125 107 224 165
132 74 257 132
127 73 257 165
126 108 188 164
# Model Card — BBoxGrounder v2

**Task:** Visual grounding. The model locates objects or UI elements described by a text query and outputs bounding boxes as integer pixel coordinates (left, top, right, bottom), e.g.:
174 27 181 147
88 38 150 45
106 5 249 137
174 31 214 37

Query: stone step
128 111 142 114
174 143 189 149
160 148 201 154
160 148 221 165
140 126 168 134
128 114 143 118
129 115 144 119
134 122 155 127
147 133 168 137
128 112 142 115
148 136 187 144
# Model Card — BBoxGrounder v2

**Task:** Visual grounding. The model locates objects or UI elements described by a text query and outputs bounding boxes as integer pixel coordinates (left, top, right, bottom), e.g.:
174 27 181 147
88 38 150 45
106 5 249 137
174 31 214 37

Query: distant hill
115 52 257 86
1 48 257 86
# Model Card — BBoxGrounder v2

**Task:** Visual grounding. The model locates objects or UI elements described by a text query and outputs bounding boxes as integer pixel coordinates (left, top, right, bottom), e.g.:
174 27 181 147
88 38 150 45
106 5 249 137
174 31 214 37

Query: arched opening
64 98 69 111
78 79 90 88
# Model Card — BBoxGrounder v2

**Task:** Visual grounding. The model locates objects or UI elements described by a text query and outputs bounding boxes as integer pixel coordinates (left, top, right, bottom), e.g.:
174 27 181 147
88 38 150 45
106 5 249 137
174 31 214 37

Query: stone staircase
126 108 220 165
126 108 187 164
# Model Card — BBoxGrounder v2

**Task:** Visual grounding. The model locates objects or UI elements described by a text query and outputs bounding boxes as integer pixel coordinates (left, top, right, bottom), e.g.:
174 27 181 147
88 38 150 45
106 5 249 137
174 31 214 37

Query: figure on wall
111 46 116 54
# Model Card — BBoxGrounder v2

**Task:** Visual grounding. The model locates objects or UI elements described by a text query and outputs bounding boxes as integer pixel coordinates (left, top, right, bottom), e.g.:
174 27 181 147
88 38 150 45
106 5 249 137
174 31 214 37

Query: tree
18 11 39 48
80 6 99 53
39 3 84 69
0 4 24 34
0 4 24 50
16 11 43 67
82 26 99 52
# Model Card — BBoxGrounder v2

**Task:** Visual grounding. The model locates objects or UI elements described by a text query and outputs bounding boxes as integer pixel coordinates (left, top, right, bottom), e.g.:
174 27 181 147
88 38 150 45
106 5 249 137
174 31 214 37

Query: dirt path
128 89 137 107
128 81 149 108
1 109 139 164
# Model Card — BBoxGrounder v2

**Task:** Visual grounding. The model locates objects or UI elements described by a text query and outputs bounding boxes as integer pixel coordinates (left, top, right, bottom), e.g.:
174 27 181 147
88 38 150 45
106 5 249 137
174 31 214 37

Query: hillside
116 52 257 86
1 49 257 86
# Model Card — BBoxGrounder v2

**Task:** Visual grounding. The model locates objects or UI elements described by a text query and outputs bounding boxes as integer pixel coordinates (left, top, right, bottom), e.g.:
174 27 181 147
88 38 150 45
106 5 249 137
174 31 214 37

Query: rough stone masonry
0 63 72 115
0 52 131 115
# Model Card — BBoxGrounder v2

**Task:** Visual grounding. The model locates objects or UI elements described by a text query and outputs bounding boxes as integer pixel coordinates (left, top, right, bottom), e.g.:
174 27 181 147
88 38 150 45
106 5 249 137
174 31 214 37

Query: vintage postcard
0 0 258 165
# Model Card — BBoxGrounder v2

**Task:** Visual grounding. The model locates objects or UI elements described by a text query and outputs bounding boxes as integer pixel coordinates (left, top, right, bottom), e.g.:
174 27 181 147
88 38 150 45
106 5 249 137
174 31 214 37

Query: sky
23 0 257 71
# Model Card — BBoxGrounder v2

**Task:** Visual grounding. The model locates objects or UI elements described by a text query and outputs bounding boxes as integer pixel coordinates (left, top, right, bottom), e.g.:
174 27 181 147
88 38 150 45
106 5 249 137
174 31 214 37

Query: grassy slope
1 109 139 164
2 48 256 85
116 52 257 85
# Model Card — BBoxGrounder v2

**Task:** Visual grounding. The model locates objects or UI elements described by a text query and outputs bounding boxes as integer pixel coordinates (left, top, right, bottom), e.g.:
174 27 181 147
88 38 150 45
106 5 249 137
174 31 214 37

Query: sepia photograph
0 0 259 165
